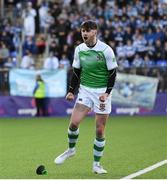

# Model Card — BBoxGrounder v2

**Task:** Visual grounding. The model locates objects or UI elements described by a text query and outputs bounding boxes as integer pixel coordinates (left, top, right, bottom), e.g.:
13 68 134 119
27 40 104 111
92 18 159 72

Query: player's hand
99 93 109 102
66 92 75 101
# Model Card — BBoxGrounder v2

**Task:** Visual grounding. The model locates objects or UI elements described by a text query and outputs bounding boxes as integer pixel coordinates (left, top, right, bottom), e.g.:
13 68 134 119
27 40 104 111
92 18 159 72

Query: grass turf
0 116 167 179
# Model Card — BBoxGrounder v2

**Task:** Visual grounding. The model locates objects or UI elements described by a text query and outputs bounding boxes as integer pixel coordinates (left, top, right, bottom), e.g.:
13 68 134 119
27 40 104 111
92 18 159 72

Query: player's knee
69 122 79 130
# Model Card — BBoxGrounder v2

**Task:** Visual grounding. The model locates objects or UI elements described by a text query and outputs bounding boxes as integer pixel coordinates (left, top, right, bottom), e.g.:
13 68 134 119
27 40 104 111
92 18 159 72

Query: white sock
69 147 75 152
93 161 100 166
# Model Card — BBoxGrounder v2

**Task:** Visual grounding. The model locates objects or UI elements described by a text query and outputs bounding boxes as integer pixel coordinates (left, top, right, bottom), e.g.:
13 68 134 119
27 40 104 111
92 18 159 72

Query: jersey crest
97 54 103 61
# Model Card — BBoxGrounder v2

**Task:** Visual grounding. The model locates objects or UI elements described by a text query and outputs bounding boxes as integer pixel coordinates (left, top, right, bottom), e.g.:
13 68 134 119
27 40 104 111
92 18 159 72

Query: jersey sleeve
72 46 80 69
104 46 118 70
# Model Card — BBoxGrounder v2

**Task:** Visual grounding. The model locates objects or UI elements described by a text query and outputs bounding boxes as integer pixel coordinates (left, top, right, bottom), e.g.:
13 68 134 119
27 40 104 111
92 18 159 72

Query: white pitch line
121 159 167 179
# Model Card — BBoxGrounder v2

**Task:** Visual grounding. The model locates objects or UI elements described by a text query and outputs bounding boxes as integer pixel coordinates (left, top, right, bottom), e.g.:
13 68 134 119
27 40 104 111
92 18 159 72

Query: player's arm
68 68 81 94
99 46 117 102
105 68 117 94
104 45 118 95
99 68 117 102
66 68 81 101
66 46 81 101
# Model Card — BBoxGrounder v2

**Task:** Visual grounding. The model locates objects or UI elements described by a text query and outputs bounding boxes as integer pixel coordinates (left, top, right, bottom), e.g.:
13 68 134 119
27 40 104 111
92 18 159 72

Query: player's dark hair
80 20 98 30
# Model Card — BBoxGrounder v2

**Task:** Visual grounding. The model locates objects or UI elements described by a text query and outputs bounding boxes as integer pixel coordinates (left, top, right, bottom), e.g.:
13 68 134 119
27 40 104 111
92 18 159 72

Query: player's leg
93 113 109 174
92 90 111 174
68 103 90 149
54 103 90 164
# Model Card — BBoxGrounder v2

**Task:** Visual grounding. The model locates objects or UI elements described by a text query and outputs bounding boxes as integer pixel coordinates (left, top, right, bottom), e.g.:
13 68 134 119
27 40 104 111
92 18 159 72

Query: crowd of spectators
0 0 167 93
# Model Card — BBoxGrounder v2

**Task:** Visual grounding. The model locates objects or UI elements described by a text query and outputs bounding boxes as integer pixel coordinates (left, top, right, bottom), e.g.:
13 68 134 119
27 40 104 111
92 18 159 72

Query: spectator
33 74 48 116
20 50 35 69
56 17 69 48
36 34 46 56
1 0 167 95
162 42 167 60
154 39 163 61
145 27 156 44
133 34 147 58
154 26 165 42
44 10 55 33
39 2 49 33
59 53 71 70
125 40 136 63
146 41 156 60
116 42 126 59
118 57 130 71
123 26 133 43
0 31 14 52
49 39 59 56
150 68 165 92
114 26 124 42
43 52 59 70
132 54 144 68
22 2 36 37
0 42 10 68
4 57 18 69
39 5 54 34
143 55 155 68
22 36 37 55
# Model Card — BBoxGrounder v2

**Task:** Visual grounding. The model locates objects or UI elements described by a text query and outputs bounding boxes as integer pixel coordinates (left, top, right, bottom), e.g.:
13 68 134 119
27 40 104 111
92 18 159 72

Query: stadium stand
0 0 167 95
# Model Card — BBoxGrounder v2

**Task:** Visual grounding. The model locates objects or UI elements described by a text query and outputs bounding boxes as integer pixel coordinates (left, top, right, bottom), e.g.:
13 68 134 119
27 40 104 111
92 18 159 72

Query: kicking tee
72 40 118 88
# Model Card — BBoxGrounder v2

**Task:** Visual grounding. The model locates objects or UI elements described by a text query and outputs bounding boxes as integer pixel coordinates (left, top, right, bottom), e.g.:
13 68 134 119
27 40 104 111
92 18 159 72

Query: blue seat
10 51 17 58
156 60 167 67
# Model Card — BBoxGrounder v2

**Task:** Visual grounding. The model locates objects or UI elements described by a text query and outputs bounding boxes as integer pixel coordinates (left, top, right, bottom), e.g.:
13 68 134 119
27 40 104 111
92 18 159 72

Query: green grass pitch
0 116 167 179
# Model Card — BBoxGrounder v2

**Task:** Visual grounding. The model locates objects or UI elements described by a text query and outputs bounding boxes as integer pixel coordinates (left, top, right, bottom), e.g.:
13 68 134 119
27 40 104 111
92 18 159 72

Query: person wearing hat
54 20 118 174
33 74 48 116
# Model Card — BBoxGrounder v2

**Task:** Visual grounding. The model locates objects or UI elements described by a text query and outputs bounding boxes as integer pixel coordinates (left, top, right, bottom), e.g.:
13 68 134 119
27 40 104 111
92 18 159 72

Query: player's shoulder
98 40 108 46
96 40 110 49
97 40 113 52
75 43 85 51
